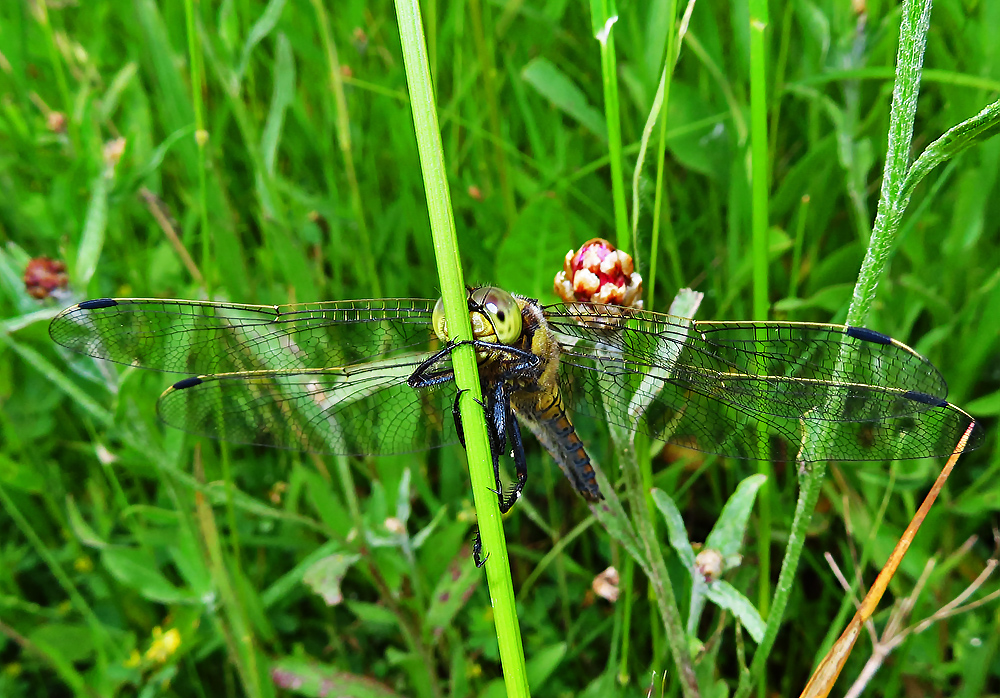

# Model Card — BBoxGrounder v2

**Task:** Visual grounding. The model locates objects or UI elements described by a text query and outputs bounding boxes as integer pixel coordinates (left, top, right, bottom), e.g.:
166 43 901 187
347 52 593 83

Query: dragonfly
50 287 982 563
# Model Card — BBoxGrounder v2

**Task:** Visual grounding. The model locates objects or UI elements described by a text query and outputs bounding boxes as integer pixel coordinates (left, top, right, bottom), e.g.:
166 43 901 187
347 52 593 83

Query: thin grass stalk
393 2 530 695
310 0 381 297
738 1 934 693
34 0 78 149
614 433 701 698
0 481 113 677
591 1 629 251
467 0 515 226
748 0 773 642
193 454 263 698
183 0 211 295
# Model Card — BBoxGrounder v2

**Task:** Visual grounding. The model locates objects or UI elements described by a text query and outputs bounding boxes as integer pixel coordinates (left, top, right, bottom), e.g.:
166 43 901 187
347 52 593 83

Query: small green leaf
237 0 287 82
651 488 696 568
28 624 95 664
270 656 404 697
522 57 608 141
526 642 566 691
704 474 767 559
705 581 765 643
425 549 481 636
0 453 46 493
102 548 194 604
261 32 295 174
346 600 399 628
303 553 361 606
74 171 110 288
66 495 108 548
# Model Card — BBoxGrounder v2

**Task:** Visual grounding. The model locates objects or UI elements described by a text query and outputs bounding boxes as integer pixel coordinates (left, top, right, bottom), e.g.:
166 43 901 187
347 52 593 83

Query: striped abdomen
515 389 603 502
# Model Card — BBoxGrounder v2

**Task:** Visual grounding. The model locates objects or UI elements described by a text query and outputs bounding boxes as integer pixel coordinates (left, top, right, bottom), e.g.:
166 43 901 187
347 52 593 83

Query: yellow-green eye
431 296 448 342
472 287 522 344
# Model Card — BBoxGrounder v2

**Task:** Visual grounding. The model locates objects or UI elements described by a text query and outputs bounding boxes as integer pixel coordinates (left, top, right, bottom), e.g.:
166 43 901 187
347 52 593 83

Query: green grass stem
393 2 529 696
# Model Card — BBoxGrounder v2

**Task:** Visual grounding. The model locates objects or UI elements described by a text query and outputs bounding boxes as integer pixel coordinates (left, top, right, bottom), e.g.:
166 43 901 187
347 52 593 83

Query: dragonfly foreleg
407 344 458 389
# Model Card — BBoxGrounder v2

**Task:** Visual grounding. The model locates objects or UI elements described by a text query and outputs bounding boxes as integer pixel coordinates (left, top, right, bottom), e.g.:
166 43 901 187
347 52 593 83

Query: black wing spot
78 298 119 310
172 376 204 390
846 326 892 345
904 390 948 407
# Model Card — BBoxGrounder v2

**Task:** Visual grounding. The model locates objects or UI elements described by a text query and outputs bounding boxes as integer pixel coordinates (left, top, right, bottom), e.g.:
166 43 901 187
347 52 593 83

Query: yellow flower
74 556 94 573
124 650 141 668
144 627 181 663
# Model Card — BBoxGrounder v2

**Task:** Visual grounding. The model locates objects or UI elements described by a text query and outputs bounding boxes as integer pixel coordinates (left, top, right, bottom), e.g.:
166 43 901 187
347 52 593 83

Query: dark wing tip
845 326 892 345
78 298 119 310
171 376 204 390
903 390 949 407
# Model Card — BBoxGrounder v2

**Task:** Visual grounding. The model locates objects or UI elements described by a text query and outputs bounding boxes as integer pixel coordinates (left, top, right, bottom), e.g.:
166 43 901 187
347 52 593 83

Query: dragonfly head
433 286 523 348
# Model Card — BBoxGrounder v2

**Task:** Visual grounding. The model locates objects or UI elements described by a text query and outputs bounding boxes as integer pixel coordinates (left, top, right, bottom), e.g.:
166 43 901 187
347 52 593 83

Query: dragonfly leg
501 406 528 513
407 345 456 389
472 528 488 567
452 388 489 450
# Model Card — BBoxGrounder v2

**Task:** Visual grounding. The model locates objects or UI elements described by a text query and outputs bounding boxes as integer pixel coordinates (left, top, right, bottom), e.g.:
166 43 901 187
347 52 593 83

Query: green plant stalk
847 0 932 327
468 0 515 226
193 472 263 698
184 0 211 293
393 2 530 696
739 0 934 693
35 0 78 149
591 0 630 251
748 0 772 639
615 435 700 698
0 481 112 683
735 463 825 698
311 0 382 298
646 0 684 297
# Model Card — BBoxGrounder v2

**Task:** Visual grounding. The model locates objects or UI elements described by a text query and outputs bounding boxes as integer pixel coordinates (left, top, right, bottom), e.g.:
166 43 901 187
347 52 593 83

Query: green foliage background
1 0 998 696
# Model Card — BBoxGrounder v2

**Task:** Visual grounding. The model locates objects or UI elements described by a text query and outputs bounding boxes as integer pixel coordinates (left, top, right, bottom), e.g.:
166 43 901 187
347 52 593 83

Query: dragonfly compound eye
474 287 522 344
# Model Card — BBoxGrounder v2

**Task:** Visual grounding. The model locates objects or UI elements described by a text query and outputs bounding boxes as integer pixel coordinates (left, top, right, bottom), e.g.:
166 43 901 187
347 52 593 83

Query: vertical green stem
738 1 934 694
393 2 529 696
592 0 630 252
846 0 932 327
312 0 382 297
184 0 211 294
748 0 772 663
734 463 826 698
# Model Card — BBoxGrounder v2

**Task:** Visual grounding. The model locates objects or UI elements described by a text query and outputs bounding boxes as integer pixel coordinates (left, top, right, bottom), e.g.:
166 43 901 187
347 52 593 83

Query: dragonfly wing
547 304 980 462
49 297 438 374
157 354 460 455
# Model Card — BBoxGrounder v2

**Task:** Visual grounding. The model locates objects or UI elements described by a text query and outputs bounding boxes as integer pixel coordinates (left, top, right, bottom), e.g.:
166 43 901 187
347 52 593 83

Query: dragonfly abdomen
515 390 603 503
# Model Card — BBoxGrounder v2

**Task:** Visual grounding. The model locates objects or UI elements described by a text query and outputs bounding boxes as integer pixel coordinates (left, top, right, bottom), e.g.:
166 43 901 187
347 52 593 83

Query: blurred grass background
1 0 999 696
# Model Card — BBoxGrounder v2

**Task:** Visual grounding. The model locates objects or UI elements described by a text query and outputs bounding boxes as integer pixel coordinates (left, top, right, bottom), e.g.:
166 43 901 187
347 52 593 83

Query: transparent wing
157 358 459 455
50 297 457 455
545 303 982 462
49 297 439 374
